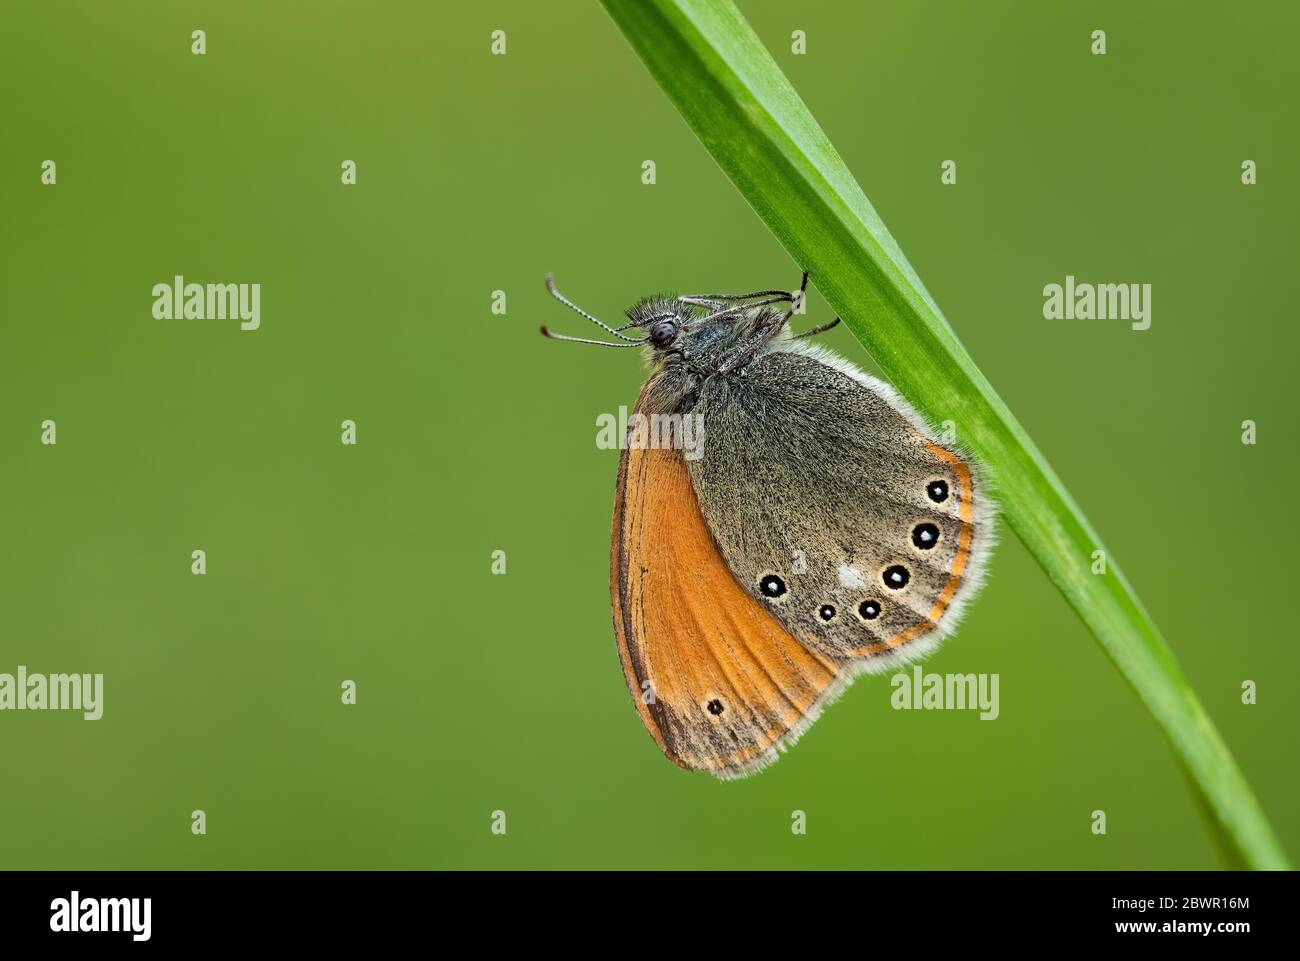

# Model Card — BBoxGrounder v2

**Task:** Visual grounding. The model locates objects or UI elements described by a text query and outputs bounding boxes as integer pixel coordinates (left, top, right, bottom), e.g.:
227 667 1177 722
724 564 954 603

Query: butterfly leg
679 281 798 305
793 316 841 339
716 273 811 373
718 309 795 374
680 271 809 307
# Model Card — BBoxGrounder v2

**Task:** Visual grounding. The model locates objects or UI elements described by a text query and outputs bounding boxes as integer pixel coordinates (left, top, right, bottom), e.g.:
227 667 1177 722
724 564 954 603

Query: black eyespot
818 604 836 622
927 479 949 503
883 565 911 590
759 574 787 598
858 599 881 620
707 699 724 716
912 523 940 550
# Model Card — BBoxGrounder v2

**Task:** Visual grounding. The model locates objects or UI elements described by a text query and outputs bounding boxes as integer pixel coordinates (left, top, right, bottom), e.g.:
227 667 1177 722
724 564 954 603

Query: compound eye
649 319 677 347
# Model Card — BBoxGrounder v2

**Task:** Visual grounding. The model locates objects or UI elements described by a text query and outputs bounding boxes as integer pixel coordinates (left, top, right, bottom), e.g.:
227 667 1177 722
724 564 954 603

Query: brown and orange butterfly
544 272 995 779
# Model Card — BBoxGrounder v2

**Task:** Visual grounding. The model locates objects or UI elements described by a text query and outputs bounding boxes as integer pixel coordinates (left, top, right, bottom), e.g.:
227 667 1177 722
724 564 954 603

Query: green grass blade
599 0 1289 869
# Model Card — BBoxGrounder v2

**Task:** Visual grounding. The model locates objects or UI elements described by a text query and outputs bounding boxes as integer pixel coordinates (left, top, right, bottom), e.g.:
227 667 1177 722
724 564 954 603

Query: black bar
0 870 1291 947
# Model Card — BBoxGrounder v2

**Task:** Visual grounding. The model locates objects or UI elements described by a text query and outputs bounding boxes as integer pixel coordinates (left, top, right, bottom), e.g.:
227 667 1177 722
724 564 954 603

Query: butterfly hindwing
687 342 993 668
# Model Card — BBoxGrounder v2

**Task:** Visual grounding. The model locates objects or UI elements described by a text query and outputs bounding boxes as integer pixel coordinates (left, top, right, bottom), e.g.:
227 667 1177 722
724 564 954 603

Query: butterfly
543 272 995 778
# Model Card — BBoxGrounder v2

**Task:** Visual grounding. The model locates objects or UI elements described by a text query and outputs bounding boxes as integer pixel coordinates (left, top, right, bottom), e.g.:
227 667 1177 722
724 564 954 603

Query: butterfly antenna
539 326 644 347
544 274 643 343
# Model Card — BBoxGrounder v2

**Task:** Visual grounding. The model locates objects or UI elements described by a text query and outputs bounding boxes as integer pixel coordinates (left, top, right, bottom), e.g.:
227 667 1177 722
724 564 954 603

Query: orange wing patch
611 443 840 778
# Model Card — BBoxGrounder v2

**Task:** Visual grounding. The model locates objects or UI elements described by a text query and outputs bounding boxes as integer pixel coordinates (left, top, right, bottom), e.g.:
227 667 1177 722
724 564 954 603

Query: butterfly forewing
611 404 841 778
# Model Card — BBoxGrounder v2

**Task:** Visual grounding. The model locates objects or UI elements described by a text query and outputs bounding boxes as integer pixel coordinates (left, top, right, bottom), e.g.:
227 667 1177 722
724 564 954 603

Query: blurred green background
1 0 1296 869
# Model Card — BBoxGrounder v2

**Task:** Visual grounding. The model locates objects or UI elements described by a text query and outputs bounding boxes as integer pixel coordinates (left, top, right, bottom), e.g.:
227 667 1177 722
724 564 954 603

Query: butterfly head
540 273 810 370
634 298 786 370
624 296 693 351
